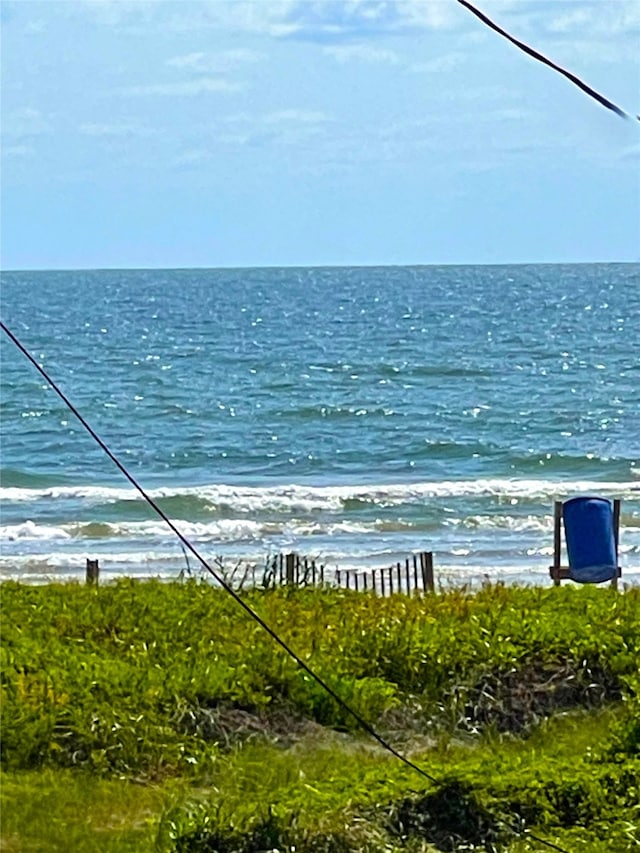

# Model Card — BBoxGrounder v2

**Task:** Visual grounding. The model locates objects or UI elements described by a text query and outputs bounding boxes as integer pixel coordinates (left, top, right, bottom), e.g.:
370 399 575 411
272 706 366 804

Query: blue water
1 264 639 585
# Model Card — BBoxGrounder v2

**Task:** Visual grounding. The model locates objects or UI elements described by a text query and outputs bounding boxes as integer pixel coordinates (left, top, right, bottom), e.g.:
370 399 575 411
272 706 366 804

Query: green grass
158 707 639 852
1 580 639 850
3 709 638 851
0 768 185 852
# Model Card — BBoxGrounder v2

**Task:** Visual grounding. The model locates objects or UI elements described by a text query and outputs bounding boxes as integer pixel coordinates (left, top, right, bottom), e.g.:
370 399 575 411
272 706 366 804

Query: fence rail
262 551 434 596
87 551 436 595
336 551 435 595
265 552 326 588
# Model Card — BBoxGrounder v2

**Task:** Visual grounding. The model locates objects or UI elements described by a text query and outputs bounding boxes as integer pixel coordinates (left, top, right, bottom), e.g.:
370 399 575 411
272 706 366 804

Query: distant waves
1 263 638 584
1 476 638 585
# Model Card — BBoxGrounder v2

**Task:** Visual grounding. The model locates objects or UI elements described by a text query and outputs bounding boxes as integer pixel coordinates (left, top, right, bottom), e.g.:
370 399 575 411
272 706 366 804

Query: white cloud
74 0 458 38
463 1 640 60
546 9 592 35
263 109 330 125
2 107 51 138
619 143 640 163
79 122 151 137
66 0 640 70
73 0 296 35
537 2 640 64
166 49 265 72
221 109 331 128
397 0 462 31
70 0 640 46
545 2 640 37
72 0 161 28
181 108 332 154
254 0 454 40
323 44 400 64
1 144 34 158
490 107 534 122
411 52 466 74
166 51 205 70
122 77 242 97
24 18 47 34
174 148 211 167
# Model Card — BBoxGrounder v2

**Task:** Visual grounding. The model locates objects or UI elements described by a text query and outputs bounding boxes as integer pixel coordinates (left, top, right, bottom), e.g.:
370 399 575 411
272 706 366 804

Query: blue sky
2 0 639 269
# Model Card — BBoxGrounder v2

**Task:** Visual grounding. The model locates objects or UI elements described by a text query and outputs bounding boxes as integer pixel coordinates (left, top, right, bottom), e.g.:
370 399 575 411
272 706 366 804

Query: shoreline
2 561 639 588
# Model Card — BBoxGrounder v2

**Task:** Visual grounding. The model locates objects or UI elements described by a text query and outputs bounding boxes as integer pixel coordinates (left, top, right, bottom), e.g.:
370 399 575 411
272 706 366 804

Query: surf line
1 320 570 853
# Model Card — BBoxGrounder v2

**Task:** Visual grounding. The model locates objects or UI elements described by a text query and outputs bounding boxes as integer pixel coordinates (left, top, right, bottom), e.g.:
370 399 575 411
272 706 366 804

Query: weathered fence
265 552 326 588
87 551 435 594
335 551 434 595
262 551 434 596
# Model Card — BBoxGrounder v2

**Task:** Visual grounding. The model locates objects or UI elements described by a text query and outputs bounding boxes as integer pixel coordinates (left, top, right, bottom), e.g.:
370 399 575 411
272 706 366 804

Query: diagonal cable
456 0 634 119
0 319 439 784
1 319 572 852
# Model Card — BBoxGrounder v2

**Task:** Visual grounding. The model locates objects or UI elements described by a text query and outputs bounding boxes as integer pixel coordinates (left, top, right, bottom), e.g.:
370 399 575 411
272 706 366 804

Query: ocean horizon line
3 260 638 275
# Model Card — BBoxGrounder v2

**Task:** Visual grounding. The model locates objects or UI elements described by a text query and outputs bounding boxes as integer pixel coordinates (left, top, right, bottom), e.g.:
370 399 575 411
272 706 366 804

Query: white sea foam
0 520 71 541
2 509 638 547
1 517 388 544
0 550 185 571
2 478 639 509
70 518 273 541
455 514 553 533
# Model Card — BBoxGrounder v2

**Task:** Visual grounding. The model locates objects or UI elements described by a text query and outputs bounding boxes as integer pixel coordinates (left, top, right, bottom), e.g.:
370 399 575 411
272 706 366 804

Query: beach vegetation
1 579 638 850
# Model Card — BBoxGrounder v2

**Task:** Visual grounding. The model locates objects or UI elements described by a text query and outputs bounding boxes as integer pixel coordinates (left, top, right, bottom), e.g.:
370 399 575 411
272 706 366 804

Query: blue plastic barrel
562 496 617 583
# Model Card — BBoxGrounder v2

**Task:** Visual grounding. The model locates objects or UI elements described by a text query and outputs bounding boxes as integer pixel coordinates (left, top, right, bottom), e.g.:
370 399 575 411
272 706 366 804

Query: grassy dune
1 580 638 851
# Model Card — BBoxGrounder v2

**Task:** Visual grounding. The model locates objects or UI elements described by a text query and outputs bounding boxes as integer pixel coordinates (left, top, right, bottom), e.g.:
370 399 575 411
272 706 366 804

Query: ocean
1 263 638 586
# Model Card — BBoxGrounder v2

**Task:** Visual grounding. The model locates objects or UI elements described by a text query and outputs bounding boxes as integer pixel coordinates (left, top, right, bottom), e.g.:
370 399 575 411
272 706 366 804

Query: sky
1 0 639 269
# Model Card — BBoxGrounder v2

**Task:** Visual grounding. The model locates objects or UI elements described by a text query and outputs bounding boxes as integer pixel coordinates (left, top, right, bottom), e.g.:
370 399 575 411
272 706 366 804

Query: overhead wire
456 0 636 120
1 319 572 852
0 320 439 785
2 11 623 853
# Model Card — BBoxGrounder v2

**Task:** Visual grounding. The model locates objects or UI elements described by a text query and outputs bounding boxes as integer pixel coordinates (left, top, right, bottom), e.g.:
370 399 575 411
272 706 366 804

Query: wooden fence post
421 551 434 592
286 552 295 585
612 498 621 591
86 558 99 585
552 501 562 587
